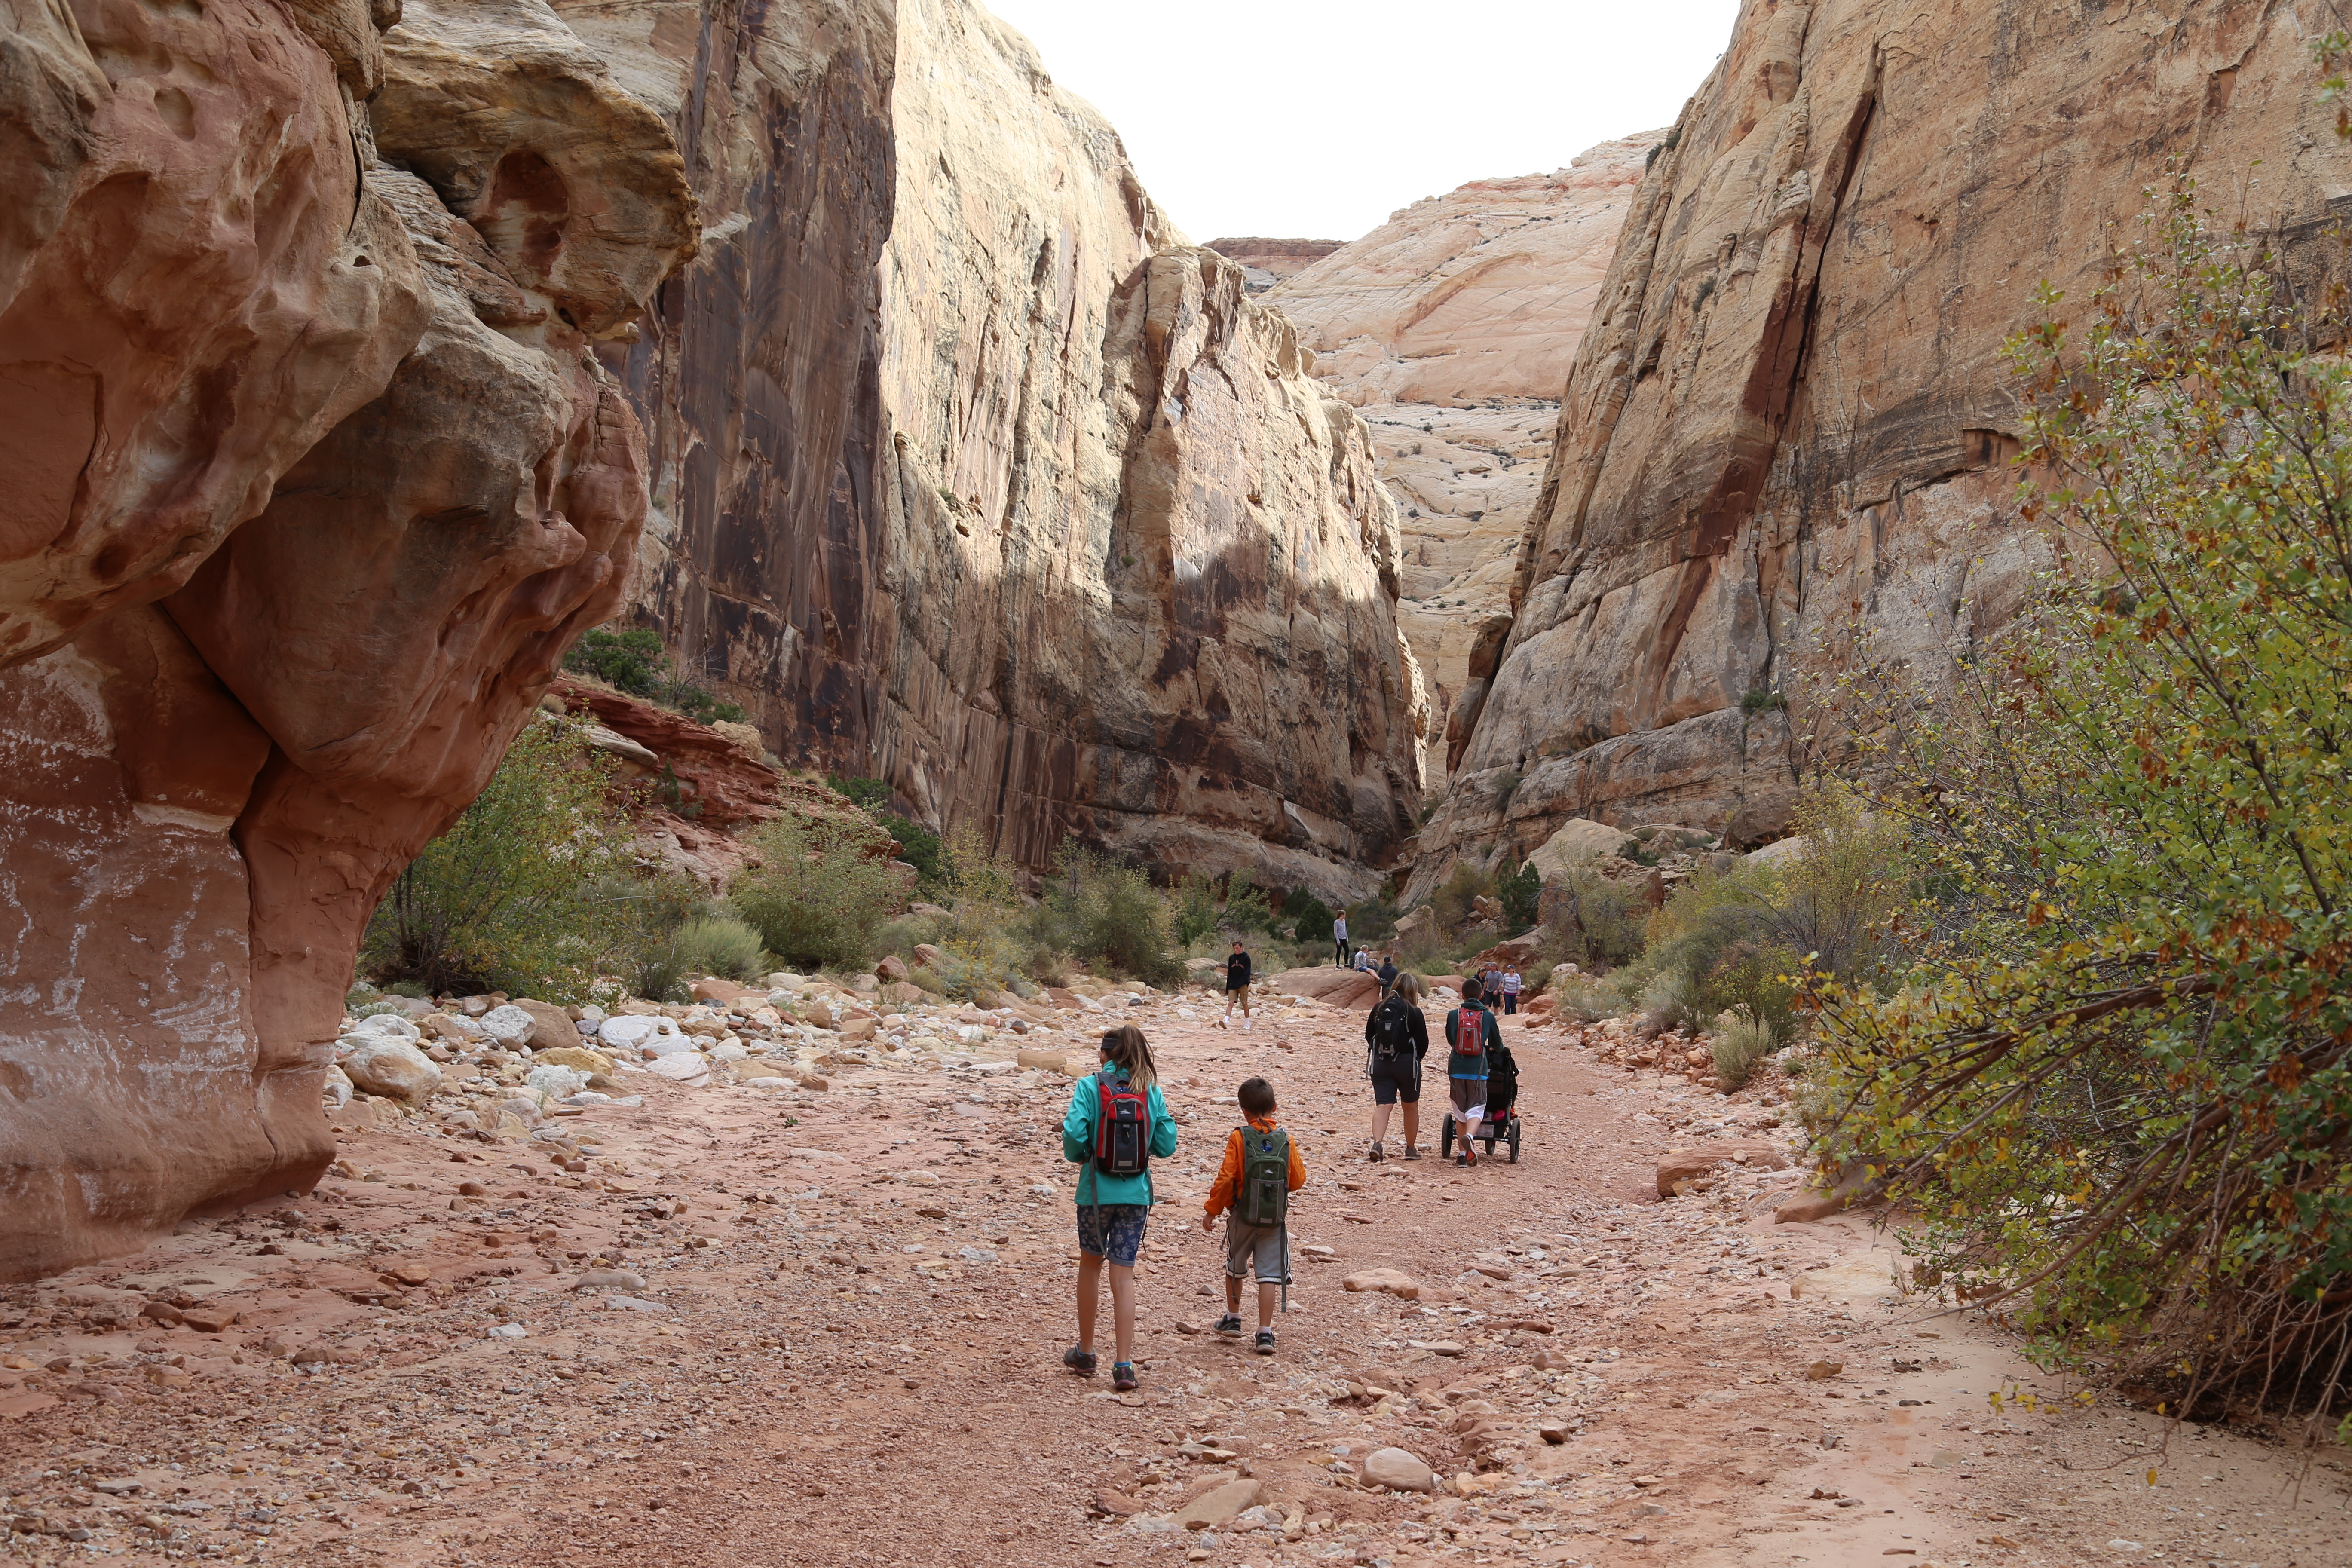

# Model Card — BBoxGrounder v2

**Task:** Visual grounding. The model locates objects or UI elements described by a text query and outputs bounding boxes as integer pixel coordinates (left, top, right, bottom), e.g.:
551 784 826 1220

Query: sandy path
3 986 2348 1567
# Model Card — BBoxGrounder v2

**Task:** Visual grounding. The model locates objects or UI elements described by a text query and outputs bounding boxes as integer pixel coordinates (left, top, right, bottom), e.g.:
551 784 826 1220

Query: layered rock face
0 0 687 1277
598 0 1427 900
1264 138 1660 787
1408 0 2352 900
1203 237 1345 293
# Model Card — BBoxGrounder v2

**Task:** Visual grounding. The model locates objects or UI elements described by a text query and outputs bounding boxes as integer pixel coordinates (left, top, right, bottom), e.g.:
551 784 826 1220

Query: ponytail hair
1099 1023 1157 1089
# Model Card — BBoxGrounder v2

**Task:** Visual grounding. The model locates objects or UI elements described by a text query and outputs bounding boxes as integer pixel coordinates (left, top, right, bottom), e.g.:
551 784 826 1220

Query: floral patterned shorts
1075 1204 1150 1267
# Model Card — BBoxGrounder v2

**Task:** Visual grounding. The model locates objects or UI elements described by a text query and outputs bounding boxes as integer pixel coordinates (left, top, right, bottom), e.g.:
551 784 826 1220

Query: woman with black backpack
1060 1024 1178 1391
1362 972 1430 1162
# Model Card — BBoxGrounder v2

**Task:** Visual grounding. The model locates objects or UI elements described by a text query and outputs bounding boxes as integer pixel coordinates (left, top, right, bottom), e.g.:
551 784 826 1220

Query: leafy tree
729 814 903 971
1812 175 2352 1430
1497 859 1541 931
364 717 633 1000
563 626 664 695
1029 840 1182 985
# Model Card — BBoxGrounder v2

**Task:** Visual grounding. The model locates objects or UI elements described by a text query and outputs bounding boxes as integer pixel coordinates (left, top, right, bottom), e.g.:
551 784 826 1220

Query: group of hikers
1062 943 1521 1390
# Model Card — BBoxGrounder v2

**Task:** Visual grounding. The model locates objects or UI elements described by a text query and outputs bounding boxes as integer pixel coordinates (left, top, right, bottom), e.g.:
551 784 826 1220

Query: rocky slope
1409 0 2352 897
1264 139 1660 787
0 0 690 1276
591 0 1427 900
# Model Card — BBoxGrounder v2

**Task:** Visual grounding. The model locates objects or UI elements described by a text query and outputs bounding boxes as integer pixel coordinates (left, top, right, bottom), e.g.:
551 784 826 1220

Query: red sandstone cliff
0 0 691 1277
1409 0 2352 897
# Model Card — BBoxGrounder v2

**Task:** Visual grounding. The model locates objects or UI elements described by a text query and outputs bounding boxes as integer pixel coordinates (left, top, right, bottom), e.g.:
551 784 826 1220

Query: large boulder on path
510 998 575 1048
1527 818 1634 882
1342 1268 1422 1300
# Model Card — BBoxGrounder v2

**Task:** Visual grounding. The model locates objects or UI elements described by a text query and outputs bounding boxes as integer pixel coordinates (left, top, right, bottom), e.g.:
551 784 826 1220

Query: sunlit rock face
0 0 688 1277
1407 0 2352 899
1267 136 1661 790
595 0 1427 902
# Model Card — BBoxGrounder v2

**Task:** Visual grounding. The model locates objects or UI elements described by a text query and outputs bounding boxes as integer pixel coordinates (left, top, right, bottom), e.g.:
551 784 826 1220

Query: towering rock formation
597 0 1427 900
0 0 690 1277
1263 138 1660 787
1407 0 2352 900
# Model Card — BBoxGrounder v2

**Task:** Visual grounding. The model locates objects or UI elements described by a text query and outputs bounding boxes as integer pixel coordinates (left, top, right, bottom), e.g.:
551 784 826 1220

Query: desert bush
562 626 746 724
1223 871 1275 933
729 814 903 971
1027 841 1182 985
364 716 633 1001
1710 1006 1776 1090
670 916 766 982
1812 169 2352 1431
1540 858 1649 971
1282 888 1336 945
1344 897 1399 943
1428 861 1497 943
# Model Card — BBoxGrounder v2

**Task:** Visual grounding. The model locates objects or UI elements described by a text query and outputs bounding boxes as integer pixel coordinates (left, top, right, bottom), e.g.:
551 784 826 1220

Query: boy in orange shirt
1201 1076 1308 1355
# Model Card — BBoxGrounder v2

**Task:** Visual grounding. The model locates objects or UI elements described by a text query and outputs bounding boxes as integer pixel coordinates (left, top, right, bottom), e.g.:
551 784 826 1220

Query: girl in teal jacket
1060 1023 1178 1390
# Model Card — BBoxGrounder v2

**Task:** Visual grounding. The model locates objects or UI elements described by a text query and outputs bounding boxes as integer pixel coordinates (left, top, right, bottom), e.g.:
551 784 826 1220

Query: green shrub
1711 1006 1777 1090
670 916 766 982
1429 861 1497 941
1344 897 1398 943
878 814 941 888
563 626 663 695
1027 841 1181 985
562 625 747 725
363 716 633 1001
1222 871 1274 934
1283 888 1336 945
1497 859 1540 931
827 776 891 808
1175 872 1222 945
1540 858 1648 971
729 815 903 971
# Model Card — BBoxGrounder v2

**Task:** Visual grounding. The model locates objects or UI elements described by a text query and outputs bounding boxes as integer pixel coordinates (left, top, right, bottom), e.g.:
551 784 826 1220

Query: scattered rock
508 998 576 1049
575 1270 647 1292
477 1004 539 1047
1363 1447 1436 1492
1805 1360 1843 1381
1342 1268 1422 1300
534 1045 616 1076
876 955 909 984
342 1040 442 1105
1172 1478 1262 1530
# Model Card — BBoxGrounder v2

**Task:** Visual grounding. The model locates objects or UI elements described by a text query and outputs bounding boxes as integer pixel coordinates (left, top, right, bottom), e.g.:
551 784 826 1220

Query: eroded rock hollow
1409 0 2352 897
0 0 690 1277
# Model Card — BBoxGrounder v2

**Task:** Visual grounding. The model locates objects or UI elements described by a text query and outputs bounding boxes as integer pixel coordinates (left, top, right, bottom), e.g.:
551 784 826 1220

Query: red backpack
1452 1002 1489 1064
1094 1073 1152 1176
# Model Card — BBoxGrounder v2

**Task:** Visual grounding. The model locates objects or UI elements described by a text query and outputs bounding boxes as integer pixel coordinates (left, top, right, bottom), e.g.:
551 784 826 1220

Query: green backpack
1237 1126 1292 1228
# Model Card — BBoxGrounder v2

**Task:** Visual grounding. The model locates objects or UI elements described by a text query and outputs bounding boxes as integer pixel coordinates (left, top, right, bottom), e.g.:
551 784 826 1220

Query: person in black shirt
1217 940 1254 1032
1375 954 1399 998
1362 971 1429 1161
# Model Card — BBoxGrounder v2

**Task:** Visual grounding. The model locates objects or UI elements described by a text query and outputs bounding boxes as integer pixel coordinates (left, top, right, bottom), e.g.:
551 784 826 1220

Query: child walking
1062 1024 1178 1390
1202 1076 1307 1355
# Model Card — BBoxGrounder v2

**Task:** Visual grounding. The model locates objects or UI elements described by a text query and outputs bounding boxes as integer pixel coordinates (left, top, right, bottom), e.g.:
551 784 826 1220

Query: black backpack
1369 996 1415 1061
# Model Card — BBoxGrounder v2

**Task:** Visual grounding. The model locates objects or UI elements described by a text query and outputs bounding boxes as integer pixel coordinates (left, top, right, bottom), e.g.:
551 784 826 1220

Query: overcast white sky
982 0 1748 242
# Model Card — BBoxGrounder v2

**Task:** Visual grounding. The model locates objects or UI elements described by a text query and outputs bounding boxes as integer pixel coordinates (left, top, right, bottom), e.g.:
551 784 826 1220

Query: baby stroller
1439 1040 1522 1163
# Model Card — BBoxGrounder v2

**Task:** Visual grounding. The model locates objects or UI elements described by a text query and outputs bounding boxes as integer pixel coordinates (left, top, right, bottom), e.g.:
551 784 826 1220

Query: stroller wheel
1508 1121 1522 1163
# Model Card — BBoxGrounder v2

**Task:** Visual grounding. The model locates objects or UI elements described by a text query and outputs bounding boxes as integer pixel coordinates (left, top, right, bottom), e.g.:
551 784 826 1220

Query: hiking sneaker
1402 1145 1422 1161
1243 1018 1255 1032
1213 1313 1244 1336
1063 1344 1098 1376
1368 1141 1385 1163
1253 1329 1276 1356
1111 1361 1139 1391
1455 1151 1468 1167
1463 1145 1478 1167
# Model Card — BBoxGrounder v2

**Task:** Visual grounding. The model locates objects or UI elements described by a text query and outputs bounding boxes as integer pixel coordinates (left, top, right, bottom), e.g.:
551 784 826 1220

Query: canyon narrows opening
5 1 2352 1564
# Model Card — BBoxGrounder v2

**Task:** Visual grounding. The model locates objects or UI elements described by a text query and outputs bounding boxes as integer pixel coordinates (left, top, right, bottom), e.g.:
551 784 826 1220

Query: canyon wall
0 0 688 1277
1262 138 1660 789
594 0 1427 900
1406 0 2352 900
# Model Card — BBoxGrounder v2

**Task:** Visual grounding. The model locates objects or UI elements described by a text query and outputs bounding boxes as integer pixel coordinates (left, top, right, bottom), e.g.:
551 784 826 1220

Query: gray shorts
1223 1219 1288 1283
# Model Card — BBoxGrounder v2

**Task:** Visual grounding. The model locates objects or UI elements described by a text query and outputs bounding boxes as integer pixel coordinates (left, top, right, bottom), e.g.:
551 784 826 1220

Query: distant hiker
1501 968 1523 1016
1061 1024 1178 1390
1218 940 1254 1031
1353 947 1375 974
1333 912 1351 968
1443 978 1504 1167
1376 954 1399 997
1204 1075 1307 1354
1363 971 1430 1162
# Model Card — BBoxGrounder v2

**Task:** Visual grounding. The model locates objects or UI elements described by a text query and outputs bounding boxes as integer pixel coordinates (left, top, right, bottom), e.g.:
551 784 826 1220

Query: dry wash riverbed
3 986 2347 1568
